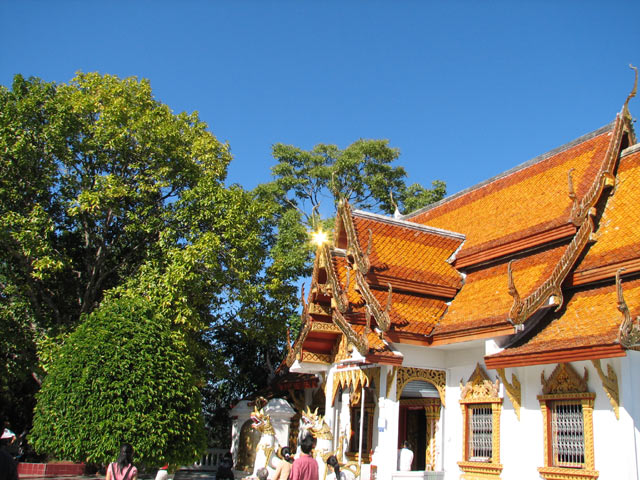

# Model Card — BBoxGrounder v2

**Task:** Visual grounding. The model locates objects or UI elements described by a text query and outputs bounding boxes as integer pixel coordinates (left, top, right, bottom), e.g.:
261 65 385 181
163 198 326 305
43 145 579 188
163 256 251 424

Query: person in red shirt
289 434 318 480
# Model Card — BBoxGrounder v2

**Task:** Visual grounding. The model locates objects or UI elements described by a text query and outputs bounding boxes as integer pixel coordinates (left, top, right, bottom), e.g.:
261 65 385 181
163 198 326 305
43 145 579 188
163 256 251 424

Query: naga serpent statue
300 407 334 480
250 405 281 477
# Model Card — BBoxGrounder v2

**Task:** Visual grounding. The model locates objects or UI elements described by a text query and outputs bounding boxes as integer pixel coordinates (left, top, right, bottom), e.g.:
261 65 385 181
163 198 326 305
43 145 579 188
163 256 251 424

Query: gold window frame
458 364 503 480
537 363 598 480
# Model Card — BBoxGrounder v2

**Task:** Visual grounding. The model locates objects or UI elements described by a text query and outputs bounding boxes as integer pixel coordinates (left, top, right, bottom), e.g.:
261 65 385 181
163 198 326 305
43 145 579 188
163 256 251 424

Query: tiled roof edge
621 142 640 157
352 209 466 240
403 122 616 220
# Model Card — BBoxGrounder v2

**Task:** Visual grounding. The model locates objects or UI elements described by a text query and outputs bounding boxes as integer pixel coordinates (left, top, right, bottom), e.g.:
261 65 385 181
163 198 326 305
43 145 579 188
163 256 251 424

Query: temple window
537 363 598 480
466 404 493 462
458 364 503 479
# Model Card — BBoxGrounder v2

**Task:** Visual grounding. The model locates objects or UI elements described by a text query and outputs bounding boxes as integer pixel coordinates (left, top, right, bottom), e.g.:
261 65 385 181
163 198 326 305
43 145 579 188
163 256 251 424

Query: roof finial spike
623 64 638 116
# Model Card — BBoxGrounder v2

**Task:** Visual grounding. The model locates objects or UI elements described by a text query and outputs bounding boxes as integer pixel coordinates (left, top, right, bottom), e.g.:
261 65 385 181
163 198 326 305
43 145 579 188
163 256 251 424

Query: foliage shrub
30 296 206 466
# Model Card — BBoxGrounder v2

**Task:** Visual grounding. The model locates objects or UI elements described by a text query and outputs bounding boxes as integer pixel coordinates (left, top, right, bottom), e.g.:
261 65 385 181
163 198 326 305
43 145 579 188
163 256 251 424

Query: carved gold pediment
541 363 589 395
396 367 446 406
460 363 500 402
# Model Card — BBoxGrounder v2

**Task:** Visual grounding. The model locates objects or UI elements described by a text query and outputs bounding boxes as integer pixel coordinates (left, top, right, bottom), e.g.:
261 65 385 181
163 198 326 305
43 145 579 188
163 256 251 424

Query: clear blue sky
2 1 639 199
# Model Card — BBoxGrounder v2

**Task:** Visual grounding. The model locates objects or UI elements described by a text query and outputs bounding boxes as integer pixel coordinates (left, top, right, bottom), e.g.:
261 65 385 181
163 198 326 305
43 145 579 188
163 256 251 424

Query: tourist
256 467 268 480
154 464 169 480
106 444 138 480
271 446 294 480
0 417 17 480
215 452 234 480
398 441 413 471
326 455 346 480
289 434 318 480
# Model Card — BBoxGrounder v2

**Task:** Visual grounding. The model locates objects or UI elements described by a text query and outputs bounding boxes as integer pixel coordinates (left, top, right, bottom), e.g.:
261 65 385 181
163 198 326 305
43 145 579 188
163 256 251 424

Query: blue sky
2 1 639 200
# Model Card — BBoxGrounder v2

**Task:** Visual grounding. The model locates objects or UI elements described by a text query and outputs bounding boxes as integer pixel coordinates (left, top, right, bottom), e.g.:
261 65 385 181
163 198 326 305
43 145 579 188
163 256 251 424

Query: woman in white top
326 455 346 480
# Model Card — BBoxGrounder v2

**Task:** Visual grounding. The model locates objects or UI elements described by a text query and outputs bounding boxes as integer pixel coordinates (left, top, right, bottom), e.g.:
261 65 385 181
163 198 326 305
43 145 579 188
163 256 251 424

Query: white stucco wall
320 343 639 480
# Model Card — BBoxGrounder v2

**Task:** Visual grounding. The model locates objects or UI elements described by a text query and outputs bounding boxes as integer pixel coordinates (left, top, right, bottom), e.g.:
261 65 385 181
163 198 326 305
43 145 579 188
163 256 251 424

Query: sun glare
311 230 328 247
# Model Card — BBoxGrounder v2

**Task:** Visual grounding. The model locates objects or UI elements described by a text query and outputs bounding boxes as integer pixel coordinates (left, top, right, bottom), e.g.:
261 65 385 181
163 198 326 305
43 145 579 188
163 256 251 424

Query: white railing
190 448 228 471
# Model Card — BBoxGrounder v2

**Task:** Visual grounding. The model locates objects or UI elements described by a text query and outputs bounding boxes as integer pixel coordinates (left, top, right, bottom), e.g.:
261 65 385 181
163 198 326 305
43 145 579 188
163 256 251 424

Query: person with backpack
106 444 138 480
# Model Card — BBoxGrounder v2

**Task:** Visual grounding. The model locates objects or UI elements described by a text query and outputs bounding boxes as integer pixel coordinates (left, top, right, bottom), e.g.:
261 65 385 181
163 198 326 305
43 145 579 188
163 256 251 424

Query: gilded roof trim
319 243 349 313
616 269 640 348
333 308 369 356
338 200 370 275
507 113 629 327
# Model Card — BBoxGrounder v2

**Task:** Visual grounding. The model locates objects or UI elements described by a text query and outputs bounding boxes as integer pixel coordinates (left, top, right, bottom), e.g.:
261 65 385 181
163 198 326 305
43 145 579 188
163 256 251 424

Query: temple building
281 85 640 480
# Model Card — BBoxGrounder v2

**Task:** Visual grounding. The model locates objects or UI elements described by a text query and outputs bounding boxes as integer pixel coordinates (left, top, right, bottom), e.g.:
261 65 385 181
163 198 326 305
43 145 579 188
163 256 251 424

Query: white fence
190 448 227 471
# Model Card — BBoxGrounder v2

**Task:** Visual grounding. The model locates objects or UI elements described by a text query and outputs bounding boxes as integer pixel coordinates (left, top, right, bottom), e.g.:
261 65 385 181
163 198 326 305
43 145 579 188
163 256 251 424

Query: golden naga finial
507 260 523 325
623 64 638 117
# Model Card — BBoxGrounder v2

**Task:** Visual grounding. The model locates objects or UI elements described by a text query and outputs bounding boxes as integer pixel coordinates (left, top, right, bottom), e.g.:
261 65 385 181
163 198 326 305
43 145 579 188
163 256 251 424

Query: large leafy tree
0 73 276 454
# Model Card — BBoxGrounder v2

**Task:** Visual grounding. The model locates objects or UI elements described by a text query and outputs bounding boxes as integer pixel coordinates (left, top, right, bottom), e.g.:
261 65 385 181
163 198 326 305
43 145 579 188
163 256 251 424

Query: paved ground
19 472 221 480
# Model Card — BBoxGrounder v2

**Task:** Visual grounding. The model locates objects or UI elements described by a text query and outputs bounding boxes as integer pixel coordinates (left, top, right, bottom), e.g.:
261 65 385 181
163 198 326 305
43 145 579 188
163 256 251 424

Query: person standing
106 444 138 480
289 434 318 480
398 440 414 471
271 446 293 480
326 455 346 480
215 452 234 480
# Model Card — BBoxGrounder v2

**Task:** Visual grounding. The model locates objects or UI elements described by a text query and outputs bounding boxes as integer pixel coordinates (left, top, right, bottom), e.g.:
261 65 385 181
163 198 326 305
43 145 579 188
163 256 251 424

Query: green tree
30 296 206 466
268 139 445 223
0 72 275 451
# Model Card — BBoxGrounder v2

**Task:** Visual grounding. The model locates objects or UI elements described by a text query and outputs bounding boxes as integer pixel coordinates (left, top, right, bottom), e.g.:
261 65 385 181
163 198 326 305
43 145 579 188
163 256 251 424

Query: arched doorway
398 380 442 471
236 419 261 472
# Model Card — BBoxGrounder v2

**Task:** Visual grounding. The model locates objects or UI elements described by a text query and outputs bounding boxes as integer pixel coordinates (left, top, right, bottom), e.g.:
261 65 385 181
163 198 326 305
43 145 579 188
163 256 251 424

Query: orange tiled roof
405 126 614 256
487 277 640 360
575 149 640 273
352 211 464 290
332 248 449 336
370 288 448 336
432 243 568 336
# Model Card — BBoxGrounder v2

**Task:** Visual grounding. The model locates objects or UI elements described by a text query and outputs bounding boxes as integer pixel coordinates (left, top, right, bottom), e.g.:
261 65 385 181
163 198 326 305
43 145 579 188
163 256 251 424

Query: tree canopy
1 71 448 455
0 72 280 454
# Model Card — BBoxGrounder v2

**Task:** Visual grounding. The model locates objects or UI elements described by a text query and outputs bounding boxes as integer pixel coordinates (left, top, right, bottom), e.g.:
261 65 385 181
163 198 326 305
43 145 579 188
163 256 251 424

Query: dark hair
256 467 268 480
300 433 315 454
117 443 134 470
327 455 340 476
403 440 410 449
280 446 293 463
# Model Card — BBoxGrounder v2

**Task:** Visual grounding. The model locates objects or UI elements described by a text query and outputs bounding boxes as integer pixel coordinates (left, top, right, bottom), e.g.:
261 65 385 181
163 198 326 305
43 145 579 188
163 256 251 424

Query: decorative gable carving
541 363 589 395
460 364 500 402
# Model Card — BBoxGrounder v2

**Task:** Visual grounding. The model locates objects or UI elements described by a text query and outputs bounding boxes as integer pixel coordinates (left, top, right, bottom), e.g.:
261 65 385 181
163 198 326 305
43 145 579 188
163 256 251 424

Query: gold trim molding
331 367 378 405
386 366 397 398
496 368 521 420
396 367 446 407
591 359 619 420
